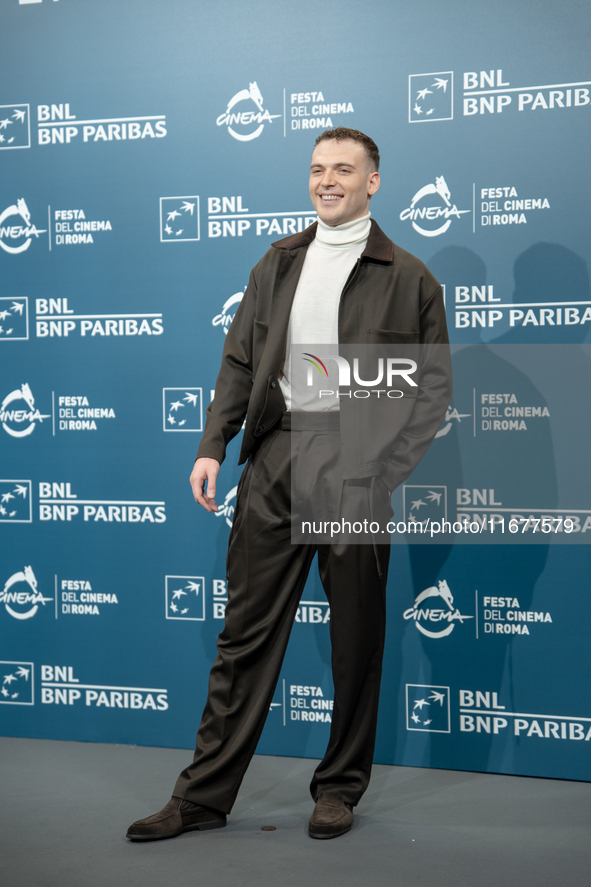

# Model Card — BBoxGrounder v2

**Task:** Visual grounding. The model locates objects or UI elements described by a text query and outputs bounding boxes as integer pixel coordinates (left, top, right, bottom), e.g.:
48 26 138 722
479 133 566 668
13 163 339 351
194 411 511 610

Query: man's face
309 139 380 227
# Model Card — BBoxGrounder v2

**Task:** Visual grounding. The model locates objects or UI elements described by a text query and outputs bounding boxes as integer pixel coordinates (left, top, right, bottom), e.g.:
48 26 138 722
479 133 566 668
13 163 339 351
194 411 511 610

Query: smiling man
127 128 451 843
309 133 380 224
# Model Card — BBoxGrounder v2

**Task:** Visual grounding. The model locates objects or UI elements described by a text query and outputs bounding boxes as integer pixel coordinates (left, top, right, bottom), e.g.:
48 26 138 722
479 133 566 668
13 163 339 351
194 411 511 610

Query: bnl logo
159 198 200 242
406 684 450 732
162 389 203 431
408 73 453 122
0 107 30 149
403 485 447 524
165 576 205 621
0 298 28 340
0 662 34 704
0 480 32 522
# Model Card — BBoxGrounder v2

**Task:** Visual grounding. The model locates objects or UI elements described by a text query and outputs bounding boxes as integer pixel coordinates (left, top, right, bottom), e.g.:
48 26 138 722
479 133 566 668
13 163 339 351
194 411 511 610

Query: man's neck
316 213 371 247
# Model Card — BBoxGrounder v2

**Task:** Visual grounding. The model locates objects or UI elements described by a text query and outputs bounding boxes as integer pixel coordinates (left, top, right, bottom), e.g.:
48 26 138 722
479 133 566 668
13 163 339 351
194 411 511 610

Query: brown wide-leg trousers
173 416 390 814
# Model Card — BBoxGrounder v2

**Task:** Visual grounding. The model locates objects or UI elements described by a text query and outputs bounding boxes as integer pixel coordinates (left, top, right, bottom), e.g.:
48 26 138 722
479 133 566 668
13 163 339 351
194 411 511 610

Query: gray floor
2 737 590 887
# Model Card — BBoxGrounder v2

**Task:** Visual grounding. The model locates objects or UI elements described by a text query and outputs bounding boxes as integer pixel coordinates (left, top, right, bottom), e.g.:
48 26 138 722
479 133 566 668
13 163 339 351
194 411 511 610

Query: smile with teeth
320 195 343 201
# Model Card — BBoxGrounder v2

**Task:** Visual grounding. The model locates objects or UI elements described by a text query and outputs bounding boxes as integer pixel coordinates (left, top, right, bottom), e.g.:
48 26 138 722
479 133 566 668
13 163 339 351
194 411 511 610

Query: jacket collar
272 218 394 263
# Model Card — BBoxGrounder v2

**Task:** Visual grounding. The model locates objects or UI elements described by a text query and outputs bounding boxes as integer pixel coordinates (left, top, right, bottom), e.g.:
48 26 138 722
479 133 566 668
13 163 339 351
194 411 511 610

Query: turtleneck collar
315 212 371 248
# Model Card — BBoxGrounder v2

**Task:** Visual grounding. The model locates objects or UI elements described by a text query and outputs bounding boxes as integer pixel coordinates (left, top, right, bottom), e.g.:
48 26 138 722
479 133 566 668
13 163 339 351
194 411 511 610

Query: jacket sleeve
380 286 452 492
195 267 259 465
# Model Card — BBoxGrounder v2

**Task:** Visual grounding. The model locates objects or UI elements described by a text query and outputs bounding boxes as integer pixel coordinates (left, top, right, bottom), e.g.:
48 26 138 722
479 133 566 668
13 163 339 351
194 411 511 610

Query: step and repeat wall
2 0 591 783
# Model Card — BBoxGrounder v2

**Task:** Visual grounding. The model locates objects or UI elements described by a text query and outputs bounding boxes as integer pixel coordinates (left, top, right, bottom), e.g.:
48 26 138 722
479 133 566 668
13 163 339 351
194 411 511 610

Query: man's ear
368 171 380 197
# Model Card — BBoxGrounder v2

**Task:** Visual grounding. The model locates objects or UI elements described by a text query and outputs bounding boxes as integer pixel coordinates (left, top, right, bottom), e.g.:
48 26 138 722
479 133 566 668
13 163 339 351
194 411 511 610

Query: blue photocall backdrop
2 0 591 783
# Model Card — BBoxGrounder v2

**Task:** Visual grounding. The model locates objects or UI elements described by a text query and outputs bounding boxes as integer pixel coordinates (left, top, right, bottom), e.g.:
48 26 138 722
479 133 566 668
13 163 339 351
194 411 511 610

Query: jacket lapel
237 244 309 462
265 244 309 373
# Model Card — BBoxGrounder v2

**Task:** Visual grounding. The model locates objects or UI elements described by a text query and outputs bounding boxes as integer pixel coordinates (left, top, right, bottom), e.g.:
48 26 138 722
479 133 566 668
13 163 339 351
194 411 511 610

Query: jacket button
270 381 277 389
257 425 265 434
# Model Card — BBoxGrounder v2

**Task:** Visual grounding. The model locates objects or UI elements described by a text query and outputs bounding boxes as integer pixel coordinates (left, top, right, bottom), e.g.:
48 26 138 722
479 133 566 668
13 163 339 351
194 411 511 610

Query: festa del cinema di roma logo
216 82 281 141
212 290 245 335
0 198 46 254
400 176 470 237
1 384 50 438
1 566 52 621
403 579 473 638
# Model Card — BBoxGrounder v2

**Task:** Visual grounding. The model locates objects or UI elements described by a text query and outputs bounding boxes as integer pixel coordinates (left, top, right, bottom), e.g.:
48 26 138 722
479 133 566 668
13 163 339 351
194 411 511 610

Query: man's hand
190 457 220 512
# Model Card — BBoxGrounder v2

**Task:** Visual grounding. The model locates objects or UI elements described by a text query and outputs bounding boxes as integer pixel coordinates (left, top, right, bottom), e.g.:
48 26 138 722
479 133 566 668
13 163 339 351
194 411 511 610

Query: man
127 128 451 842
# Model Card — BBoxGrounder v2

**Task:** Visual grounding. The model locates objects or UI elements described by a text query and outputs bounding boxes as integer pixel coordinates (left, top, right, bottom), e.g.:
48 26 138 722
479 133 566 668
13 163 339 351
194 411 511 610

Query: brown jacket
196 219 452 492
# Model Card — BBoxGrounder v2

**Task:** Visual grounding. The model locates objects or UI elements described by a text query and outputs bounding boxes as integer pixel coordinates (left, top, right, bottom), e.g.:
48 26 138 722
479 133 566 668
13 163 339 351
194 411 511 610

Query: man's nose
320 169 337 187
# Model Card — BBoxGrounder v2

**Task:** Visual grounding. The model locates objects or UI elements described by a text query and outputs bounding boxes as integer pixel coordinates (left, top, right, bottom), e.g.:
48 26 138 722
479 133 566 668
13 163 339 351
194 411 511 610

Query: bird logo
163 389 201 430
409 73 453 122
160 197 199 241
0 108 30 150
0 662 33 705
405 486 446 525
166 578 204 620
407 685 450 730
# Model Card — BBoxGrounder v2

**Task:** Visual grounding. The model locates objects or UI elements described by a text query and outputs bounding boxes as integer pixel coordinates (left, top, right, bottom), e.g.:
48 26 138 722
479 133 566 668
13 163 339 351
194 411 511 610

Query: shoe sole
308 822 353 840
127 819 227 842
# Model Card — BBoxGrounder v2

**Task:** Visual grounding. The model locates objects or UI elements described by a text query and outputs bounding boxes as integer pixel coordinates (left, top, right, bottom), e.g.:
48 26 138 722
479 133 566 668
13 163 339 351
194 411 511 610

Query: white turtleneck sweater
279 212 371 412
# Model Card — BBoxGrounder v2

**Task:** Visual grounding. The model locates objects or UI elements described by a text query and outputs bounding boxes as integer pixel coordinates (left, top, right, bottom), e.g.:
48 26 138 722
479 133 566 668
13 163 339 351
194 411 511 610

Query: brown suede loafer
126 797 227 842
308 791 353 839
